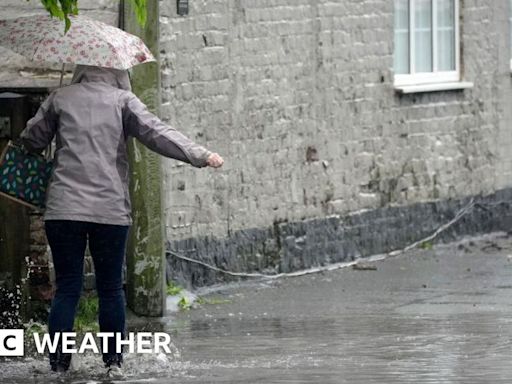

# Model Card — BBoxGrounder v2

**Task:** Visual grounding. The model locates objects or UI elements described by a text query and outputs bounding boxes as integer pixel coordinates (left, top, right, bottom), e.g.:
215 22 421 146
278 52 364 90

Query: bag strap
9 138 22 148
5 139 53 162
8 138 53 161
43 144 52 160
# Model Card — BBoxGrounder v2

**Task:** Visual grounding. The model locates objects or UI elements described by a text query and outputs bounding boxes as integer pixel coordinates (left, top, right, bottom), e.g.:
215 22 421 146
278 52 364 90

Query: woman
20 65 224 376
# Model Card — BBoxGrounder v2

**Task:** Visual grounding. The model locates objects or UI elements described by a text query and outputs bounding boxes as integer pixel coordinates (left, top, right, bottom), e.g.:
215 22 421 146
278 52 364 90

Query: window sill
394 81 474 94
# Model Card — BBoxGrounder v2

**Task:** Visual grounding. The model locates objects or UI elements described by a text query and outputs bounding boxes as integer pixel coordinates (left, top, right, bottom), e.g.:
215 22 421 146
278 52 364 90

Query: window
394 0 460 87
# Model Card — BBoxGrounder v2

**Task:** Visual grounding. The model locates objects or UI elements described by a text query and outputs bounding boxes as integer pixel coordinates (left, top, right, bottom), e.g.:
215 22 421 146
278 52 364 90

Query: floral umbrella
0 14 155 70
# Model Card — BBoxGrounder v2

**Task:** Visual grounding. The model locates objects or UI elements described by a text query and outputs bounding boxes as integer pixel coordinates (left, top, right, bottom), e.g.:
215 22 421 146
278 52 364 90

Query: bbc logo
0 330 24 356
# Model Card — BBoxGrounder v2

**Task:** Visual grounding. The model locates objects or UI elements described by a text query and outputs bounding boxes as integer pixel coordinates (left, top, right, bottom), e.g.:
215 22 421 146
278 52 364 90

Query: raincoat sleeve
20 92 58 154
122 94 212 168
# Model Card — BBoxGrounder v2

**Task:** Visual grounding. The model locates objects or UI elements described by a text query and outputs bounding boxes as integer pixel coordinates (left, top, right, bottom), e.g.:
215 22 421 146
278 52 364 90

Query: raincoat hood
71 65 132 91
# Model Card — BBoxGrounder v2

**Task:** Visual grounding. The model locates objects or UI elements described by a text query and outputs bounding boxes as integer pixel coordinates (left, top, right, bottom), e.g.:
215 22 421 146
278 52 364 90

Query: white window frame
394 0 461 87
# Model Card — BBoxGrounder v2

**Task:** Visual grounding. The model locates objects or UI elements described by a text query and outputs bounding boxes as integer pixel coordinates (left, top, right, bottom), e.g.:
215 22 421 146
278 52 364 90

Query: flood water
1 233 512 383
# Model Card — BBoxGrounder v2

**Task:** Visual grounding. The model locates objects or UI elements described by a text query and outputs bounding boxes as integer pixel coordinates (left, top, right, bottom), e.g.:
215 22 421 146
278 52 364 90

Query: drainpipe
120 0 166 317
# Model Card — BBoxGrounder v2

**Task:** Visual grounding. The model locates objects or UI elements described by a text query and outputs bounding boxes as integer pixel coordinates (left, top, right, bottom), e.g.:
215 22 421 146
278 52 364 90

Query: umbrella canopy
0 15 155 70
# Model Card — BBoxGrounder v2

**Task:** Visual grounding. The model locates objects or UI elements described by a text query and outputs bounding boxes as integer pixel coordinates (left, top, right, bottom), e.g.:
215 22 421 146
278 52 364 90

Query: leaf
178 297 191 311
166 281 183 296
38 0 147 32
64 16 71 33
41 0 64 19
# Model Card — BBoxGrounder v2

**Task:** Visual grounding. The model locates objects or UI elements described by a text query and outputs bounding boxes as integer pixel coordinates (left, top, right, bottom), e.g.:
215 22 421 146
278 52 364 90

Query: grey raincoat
20 65 211 225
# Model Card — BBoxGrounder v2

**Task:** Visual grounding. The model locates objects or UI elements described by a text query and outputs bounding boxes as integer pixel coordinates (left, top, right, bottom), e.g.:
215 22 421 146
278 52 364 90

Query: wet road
2 232 512 383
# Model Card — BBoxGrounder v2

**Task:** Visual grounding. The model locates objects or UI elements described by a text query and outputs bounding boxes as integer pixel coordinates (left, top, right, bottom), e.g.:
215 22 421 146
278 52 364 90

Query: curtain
394 0 410 74
415 0 433 73
437 0 455 71
510 0 512 57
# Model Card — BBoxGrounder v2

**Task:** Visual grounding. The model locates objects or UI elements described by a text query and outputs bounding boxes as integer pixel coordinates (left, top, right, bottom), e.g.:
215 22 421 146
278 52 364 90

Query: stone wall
2 1 512 291
160 1 512 286
167 188 512 287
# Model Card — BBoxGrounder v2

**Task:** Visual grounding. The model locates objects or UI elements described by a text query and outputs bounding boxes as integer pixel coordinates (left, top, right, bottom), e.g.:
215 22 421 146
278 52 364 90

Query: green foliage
168 282 233 311
35 0 147 32
24 321 46 335
23 321 48 355
74 294 99 332
166 281 183 296
195 297 206 305
178 296 191 311
37 0 78 32
419 241 434 250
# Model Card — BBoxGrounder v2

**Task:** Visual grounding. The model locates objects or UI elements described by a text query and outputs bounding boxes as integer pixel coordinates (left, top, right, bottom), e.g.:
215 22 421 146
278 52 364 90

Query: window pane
394 0 410 74
415 0 433 73
437 0 455 71
510 0 512 57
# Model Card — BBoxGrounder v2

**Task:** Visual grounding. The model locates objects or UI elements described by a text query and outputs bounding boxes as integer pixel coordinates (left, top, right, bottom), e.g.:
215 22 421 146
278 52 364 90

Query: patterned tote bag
0 141 54 209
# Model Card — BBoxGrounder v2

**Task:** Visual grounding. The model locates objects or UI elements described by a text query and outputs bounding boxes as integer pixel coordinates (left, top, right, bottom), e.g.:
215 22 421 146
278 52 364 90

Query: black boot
49 350 59 372
57 350 72 371
49 337 72 372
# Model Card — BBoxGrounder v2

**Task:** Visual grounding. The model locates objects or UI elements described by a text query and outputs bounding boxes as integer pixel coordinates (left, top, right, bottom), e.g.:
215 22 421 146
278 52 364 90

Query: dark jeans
44 220 130 369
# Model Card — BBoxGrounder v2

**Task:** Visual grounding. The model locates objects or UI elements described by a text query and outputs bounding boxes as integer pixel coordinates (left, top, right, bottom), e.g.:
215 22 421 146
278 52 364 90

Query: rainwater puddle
5 307 511 383
2 233 512 383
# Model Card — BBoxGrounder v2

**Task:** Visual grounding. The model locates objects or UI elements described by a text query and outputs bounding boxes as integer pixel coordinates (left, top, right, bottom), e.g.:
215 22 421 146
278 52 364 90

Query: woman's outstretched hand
207 152 224 168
